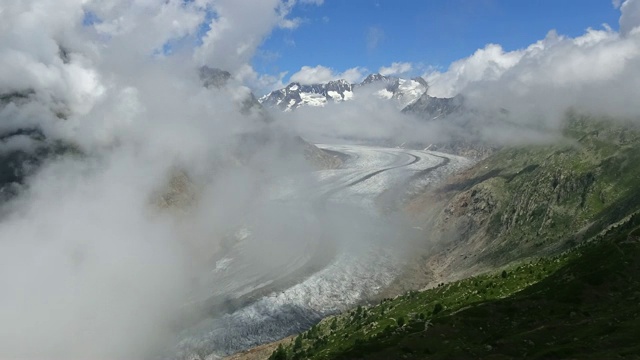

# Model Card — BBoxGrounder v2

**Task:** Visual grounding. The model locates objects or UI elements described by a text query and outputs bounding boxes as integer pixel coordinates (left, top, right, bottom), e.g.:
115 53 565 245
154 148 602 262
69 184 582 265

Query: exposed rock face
406 114 640 282
366 75 430 109
401 93 506 159
154 170 197 210
294 136 342 170
259 80 354 110
0 91 35 106
0 126 78 201
199 67 232 89
402 93 464 120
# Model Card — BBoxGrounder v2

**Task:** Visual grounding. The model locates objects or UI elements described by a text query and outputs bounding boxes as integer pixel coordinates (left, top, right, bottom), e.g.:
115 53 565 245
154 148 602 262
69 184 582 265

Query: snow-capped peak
259 74 428 111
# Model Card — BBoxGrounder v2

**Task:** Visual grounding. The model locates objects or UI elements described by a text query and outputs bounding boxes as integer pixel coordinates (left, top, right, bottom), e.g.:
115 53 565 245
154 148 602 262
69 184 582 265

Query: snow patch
327 91 342 101
376 89 394 99
300 92 327 107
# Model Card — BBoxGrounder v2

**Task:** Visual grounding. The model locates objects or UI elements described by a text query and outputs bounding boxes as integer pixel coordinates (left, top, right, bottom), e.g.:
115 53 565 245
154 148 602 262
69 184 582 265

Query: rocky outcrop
295 136 342 170
199 67 232 89
406 114 640 282
402 93 464 120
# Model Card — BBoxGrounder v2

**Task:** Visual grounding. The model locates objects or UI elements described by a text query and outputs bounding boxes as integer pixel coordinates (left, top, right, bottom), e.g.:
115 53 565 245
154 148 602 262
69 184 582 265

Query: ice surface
172 145 470 358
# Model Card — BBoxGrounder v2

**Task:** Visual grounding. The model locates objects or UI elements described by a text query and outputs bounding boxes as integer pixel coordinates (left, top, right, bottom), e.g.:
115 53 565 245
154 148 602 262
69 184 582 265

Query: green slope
410 113 640 277
272 215 640 360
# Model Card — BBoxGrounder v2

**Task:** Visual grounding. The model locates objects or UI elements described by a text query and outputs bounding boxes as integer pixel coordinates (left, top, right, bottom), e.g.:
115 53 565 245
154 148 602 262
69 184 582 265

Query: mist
0 0 432 358
282 84 435 145
0 0 347 358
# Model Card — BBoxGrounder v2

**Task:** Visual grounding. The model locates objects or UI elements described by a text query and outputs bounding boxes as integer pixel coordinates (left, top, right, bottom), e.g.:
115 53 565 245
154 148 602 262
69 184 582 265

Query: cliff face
408 113 640 281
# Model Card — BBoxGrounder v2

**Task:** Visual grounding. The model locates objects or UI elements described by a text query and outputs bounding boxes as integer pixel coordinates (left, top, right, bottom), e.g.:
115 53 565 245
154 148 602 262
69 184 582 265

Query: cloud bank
289 65 367 84
425 0 640 129
379 62 413 77
0 1 331 359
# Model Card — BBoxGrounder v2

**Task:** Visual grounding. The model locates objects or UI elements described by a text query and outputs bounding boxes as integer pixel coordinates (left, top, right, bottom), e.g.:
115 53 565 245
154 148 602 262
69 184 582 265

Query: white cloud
191 0 324 70
379 62 413 76
420 0 640 140
366 26 385 51
286 87 436 143
425 43 527 98
194 0 291 72
289 65 367 84
237 64 289 94
620 0 640 35
429 26 629 102
0 0 339 359
279 17 304 29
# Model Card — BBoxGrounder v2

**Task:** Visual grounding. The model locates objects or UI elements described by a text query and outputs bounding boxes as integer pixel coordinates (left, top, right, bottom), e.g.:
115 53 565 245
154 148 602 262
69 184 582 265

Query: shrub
433 303 444 315
270 344 287 360
397 316 405 327
293 335 302 350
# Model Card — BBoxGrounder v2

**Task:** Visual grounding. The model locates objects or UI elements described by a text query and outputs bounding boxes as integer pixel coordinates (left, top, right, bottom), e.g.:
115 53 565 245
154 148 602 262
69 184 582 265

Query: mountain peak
327 79 350 86
286 82 302 91
411 76 429 88
362 73 393 85
260 73 428 111
199 66 231 89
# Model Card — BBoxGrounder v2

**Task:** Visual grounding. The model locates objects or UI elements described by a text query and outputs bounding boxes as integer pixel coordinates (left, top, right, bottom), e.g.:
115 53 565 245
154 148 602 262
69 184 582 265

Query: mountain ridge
259 73 428 111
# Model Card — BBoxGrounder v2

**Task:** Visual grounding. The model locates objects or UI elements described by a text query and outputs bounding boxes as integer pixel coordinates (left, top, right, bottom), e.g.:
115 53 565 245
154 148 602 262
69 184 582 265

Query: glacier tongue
171 144 469 359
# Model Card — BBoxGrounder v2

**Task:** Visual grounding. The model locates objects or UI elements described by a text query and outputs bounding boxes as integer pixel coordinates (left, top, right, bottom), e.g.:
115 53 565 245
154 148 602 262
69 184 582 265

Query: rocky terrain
402 93 464 121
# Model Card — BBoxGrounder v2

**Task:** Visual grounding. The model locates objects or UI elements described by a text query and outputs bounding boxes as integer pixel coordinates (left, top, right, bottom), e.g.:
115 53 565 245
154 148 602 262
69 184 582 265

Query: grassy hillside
404 113 640 281
271 212 640 360
270 113 640 359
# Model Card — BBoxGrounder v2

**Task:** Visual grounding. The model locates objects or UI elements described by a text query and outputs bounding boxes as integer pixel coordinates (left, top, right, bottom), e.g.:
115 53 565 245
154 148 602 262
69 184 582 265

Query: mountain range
259 74 429 111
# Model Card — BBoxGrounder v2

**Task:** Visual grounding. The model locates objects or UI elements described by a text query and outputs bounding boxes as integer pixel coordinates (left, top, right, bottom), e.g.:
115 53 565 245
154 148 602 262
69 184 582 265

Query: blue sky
253 0 621 84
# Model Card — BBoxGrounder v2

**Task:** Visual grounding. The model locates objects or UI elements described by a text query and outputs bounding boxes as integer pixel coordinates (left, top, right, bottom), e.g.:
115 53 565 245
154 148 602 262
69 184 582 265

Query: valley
3 2 640 360
173 144 470 358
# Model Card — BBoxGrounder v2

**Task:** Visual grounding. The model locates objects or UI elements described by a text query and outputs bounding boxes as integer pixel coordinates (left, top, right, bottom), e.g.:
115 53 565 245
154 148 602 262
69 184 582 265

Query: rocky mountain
363 74 429 109
258 74 428 111
402 92 465 120
0 91 80 201
259 80 354 111
199 66 232 89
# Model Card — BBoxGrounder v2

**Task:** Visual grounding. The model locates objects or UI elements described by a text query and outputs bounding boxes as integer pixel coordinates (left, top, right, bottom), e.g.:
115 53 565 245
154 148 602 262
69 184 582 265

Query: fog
283 84 435 145
0 0 340 358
